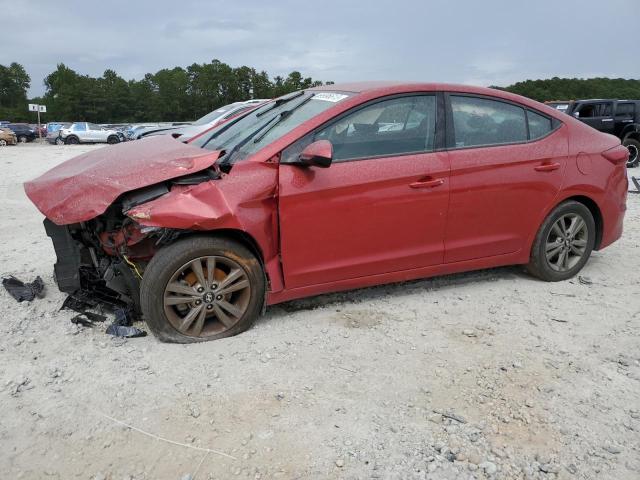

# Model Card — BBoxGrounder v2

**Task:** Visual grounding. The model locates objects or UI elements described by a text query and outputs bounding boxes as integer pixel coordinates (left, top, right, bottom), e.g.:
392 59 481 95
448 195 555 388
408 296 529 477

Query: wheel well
564 195 603 250
623 131 640 142
170 228 265 266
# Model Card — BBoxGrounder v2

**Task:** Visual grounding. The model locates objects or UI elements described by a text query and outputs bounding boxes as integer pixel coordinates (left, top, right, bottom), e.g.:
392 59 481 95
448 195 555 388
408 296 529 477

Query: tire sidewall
140 236 265 343
624 138 640 168
530 201 596 281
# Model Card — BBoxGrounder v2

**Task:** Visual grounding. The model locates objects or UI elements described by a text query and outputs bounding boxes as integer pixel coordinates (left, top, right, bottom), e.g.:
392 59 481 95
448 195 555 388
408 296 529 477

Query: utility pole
28 104 47 140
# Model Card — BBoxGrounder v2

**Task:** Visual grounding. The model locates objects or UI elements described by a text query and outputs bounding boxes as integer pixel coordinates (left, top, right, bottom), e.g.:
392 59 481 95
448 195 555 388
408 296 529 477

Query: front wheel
65 136 79 145
18 135 27 143
107 135 120 144
623 138 639 168
55 137 65 145
527 201 595 281
140 236 265 343
0 139 7 147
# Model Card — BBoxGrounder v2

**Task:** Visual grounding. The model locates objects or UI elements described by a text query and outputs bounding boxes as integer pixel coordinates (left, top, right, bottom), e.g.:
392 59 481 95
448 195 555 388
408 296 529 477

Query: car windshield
191 91 352 165
192 104 238 126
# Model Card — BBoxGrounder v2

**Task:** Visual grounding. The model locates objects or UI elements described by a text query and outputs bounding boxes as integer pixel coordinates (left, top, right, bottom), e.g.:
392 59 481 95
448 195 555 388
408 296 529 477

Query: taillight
602 145 629 165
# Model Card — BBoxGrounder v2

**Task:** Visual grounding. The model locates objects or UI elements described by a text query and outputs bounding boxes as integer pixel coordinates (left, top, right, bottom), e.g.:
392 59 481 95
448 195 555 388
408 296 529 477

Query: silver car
58 122 121 145
140 99 269 141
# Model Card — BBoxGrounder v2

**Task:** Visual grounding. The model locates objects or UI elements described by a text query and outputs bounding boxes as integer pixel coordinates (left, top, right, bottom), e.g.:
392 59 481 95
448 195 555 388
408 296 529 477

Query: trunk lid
24 136 221 225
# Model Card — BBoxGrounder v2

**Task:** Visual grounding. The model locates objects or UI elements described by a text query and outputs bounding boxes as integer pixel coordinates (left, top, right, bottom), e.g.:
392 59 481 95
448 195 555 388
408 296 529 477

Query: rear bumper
598 167 627 250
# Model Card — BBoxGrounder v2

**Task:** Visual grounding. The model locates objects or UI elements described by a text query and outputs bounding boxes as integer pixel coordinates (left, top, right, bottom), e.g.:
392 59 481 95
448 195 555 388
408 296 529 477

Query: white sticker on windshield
312 92 348 103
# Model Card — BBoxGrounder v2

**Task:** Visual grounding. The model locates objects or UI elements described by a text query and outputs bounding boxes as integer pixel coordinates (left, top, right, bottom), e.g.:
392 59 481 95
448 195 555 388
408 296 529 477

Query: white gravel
1 143 639 480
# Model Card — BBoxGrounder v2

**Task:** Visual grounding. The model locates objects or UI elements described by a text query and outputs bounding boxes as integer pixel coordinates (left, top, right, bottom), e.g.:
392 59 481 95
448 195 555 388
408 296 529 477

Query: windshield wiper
217 114 284 167
256 91 305 117
252 95 314 144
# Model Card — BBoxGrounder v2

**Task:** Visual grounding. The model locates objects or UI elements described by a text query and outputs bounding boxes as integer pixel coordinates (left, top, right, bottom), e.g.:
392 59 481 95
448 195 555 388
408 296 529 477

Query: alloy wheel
545 213 589 272
163 256 251 338
0 139 6 147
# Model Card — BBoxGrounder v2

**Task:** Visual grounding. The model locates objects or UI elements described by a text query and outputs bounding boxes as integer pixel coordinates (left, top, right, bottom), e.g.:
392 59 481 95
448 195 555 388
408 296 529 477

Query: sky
1 0 636 97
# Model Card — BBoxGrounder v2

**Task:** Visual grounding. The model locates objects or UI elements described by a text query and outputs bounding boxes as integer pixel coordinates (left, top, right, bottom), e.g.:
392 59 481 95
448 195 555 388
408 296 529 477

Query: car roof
310 81 564 117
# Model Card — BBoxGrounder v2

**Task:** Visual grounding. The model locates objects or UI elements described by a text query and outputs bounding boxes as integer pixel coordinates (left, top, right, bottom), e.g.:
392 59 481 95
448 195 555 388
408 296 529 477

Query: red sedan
25 82 628 342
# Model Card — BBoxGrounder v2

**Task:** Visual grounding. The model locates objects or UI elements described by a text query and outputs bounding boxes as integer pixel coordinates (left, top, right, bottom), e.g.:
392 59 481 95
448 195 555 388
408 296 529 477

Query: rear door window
73 123 87 131
450 96 527 148
616 103 635 118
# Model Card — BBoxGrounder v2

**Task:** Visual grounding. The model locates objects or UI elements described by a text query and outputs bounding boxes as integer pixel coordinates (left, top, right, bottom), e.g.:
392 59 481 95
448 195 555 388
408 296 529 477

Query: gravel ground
1 143 639 480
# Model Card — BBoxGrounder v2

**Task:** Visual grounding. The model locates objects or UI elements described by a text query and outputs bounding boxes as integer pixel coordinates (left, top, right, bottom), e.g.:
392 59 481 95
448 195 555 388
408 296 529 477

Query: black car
7 123 37 143
547 99 640 167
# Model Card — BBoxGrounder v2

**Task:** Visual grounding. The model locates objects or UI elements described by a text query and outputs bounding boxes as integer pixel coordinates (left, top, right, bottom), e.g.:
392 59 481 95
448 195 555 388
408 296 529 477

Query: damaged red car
25 82 628 343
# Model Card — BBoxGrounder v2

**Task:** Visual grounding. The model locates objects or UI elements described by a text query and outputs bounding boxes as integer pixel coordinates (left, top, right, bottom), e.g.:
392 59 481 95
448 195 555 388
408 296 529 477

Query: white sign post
28 104 47 139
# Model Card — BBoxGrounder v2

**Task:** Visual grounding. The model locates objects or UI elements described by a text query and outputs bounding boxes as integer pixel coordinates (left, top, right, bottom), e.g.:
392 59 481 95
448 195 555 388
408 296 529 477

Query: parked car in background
58 122 121 145
6 124 36 143
46 122 72 144
25 82 628 343
547 99 640 167
0 127 17 146
139 99 268 141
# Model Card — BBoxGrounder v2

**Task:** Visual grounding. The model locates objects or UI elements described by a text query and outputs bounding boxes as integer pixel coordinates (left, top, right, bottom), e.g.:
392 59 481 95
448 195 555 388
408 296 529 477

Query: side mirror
298 140 333 168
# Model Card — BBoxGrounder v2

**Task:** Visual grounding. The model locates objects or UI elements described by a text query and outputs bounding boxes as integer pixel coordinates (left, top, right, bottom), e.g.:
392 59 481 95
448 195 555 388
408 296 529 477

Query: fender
127 160 285 293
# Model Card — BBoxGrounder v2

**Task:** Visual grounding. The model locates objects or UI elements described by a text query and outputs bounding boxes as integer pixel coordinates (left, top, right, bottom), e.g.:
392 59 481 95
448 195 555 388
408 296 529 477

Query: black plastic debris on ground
2 276 45 302
70 311 107 328
62 293 146 338
105 307 146 338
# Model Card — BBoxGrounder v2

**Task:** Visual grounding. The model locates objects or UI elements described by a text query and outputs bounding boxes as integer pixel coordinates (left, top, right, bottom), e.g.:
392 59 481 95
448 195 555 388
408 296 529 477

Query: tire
623 138 640 168
65 136 79 145
0 139 6 147
527 201 596 282
18 135 27 143
140 236 265 343
107 135 120 145
55 137 65 145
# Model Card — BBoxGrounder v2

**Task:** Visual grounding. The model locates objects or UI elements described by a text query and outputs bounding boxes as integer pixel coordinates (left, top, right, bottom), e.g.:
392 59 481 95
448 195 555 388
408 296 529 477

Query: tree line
2 61 640 124
0 60 328 124
497 77 640 102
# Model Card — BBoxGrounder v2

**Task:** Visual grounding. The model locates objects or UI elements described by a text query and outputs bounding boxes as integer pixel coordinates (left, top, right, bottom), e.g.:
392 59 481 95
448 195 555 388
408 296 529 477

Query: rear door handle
601 118 614 122
534 163 561 172
409 178 444 189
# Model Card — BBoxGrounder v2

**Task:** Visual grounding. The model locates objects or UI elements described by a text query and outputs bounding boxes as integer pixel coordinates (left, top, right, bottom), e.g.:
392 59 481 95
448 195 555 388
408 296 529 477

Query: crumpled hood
24 136 221 225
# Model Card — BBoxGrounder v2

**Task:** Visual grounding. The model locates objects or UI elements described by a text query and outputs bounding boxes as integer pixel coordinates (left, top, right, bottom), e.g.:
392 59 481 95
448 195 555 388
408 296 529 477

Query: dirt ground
1 143 639 480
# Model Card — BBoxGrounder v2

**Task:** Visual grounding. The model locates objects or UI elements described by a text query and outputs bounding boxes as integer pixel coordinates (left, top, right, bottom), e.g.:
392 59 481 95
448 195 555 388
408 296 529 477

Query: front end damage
43 191 179 315
32 156 281 317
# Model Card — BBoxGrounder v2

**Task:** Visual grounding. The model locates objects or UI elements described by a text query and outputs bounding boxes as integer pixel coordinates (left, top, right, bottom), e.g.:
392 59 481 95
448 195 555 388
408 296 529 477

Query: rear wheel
0 139 6 147
527 201 595 281
65 136 79 145
55 137 65 145
18 135 27 143
140 236 265 343
107 135 120 144
623 138 640 168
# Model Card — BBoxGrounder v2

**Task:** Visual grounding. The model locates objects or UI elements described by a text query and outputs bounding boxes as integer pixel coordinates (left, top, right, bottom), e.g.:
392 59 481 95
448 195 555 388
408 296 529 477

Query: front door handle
534 163 561 172
409 178 444 189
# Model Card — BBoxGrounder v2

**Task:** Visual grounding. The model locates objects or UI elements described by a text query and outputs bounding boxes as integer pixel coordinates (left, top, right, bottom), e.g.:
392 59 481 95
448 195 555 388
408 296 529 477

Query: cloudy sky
2 0 636 97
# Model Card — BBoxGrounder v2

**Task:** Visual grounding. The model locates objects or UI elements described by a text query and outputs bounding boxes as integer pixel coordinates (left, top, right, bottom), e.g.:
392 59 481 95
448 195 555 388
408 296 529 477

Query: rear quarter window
527 110 553 140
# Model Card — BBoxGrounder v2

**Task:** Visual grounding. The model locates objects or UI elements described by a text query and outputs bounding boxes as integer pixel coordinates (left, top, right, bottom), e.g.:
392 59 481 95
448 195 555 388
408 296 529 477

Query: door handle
534 162 561 172
409 178 445 189
601 118 614 122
